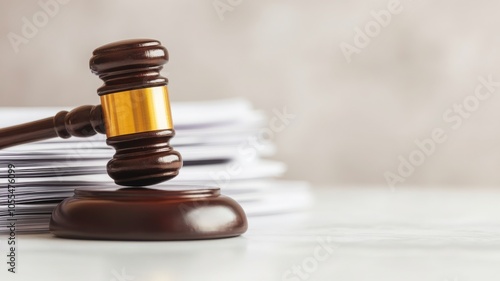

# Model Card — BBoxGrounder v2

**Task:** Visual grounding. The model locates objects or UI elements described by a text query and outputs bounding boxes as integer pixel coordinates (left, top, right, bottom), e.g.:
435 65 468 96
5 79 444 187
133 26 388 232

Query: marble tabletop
2 185 500 281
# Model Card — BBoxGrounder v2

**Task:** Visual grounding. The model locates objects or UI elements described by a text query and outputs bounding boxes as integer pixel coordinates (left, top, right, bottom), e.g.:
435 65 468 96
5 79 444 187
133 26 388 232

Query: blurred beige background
1 0 500 187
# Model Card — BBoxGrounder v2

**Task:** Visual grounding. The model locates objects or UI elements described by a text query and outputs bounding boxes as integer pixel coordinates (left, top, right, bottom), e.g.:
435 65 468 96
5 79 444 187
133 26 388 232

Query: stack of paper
0 99 311 233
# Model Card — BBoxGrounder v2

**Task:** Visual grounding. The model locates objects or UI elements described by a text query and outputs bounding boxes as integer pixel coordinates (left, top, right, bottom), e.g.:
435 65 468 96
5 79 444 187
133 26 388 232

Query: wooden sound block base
49 186 248 240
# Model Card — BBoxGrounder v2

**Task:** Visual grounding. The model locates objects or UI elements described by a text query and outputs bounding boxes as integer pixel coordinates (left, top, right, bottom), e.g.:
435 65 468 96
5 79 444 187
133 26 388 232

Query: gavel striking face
0 39 182 186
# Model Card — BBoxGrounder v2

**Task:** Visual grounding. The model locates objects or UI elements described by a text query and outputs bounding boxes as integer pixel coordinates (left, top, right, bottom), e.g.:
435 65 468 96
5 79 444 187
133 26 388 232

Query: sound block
49 186 248 240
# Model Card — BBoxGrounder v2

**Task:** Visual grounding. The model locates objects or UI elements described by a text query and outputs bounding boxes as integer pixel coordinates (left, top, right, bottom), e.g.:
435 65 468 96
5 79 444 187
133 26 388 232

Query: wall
1 0 500 187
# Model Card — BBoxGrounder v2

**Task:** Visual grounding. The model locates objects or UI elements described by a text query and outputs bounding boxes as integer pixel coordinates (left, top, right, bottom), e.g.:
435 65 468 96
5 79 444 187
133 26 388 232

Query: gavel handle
0 105 105 149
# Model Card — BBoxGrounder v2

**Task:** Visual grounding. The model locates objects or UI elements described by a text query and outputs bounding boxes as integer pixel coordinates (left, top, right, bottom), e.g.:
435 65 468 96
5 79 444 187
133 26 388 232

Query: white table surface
2 185 500 281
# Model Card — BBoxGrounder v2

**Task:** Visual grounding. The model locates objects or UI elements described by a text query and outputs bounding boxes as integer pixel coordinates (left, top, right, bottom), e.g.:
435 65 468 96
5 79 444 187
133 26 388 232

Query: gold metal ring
100 86 173 137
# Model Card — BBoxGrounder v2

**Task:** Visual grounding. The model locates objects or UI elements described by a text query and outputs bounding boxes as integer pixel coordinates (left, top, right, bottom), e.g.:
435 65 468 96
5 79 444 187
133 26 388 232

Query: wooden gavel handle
0 105 105 149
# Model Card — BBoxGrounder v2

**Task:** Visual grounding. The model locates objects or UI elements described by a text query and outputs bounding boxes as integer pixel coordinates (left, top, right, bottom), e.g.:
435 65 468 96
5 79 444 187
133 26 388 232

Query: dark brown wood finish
106 130 182 186
90 39 169 95
0 105 104 149
50 186 248 240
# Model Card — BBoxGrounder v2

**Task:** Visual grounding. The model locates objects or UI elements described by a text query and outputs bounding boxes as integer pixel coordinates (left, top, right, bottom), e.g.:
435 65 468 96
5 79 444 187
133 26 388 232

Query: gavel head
89 39 182 186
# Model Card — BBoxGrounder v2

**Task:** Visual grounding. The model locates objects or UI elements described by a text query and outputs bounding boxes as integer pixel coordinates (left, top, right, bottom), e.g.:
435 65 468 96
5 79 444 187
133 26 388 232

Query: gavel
0 39 181 186
0 39 247 240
